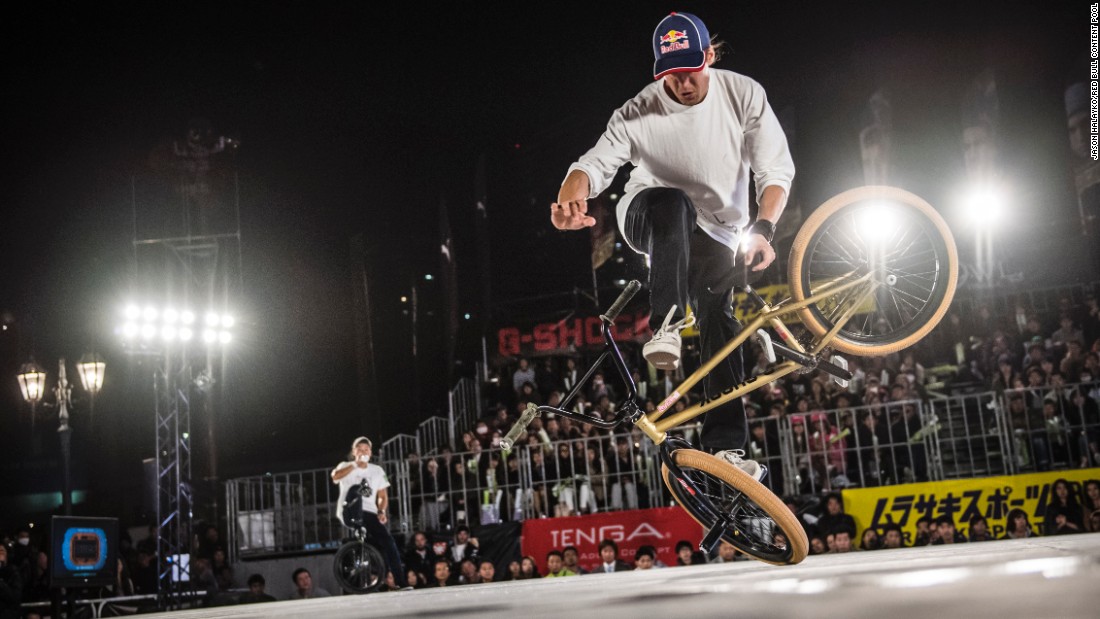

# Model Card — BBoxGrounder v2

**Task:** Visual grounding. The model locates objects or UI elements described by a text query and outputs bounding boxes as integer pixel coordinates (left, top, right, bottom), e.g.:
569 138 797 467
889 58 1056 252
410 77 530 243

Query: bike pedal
828 355 850 388
755 331 777 364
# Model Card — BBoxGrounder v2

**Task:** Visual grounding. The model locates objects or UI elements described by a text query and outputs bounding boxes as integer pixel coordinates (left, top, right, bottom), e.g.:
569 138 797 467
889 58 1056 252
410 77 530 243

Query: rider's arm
756 185 788 226
331 461 356 482
566 105 634 199
376 487 388 515
741 79 795 214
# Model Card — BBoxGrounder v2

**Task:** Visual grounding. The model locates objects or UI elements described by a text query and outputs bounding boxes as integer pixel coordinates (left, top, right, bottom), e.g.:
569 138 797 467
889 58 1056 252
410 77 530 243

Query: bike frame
505 273 874 556
528 271 874 446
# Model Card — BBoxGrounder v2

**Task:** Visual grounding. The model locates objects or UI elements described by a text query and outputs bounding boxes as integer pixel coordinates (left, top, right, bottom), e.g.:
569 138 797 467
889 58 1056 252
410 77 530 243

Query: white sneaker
643 305 696 370
714 449 764 482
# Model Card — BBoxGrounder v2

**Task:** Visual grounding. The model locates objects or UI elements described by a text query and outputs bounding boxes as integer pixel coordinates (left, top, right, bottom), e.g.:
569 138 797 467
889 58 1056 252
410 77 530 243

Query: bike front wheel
787 185 958 356
333 540 387 594
661 449 808 565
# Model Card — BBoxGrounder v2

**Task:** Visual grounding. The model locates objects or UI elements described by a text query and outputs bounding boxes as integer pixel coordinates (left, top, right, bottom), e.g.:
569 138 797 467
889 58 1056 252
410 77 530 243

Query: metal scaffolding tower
128 123 242 609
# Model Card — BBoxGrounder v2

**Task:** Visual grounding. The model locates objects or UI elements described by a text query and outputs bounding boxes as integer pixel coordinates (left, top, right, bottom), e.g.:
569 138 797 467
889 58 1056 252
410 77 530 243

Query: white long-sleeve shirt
567 69 795 253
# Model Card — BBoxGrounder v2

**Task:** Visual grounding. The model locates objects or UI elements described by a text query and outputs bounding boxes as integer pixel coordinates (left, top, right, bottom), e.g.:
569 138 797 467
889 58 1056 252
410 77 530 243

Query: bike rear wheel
333 540 387 593
787 185 958 356
661 449 808 565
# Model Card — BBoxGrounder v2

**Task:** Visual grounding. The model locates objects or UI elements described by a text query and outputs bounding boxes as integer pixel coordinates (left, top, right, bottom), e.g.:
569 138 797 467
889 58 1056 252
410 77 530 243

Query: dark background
0 2 1089 526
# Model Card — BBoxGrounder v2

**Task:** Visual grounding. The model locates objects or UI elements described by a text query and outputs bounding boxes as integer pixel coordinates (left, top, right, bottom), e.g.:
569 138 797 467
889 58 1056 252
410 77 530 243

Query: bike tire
787 185 958 356
333 540 388 594
661 449 808 565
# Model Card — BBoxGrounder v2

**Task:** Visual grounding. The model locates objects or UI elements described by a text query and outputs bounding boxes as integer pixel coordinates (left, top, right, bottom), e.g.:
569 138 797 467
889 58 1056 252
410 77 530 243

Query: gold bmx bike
501 186 958 565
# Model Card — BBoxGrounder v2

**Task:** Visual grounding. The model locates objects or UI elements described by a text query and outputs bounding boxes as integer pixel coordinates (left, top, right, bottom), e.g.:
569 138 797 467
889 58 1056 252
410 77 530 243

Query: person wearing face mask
332 436 410 589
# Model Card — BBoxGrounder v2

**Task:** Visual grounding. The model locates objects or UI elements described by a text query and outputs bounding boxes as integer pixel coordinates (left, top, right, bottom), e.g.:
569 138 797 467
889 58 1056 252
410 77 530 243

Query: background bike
333 480 389 593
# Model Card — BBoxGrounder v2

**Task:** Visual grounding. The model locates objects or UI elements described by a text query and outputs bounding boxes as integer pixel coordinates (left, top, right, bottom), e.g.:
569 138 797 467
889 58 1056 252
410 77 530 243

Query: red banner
521 507 702 573
498 311 651 358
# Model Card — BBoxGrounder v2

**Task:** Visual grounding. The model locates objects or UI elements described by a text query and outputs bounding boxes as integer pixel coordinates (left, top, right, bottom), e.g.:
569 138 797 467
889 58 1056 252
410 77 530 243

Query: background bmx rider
552 11 794 477
332 436 409 588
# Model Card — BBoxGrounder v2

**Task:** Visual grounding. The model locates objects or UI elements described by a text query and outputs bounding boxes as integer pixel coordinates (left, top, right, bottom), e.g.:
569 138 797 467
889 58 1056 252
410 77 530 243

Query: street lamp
16 361 47 412
16 356 105 515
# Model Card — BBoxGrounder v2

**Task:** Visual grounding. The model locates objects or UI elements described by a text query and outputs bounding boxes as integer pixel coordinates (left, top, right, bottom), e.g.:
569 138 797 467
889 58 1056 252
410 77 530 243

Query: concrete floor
143 534 1100 618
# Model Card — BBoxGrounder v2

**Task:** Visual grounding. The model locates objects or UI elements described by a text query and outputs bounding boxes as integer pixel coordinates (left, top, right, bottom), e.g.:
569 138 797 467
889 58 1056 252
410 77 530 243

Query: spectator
815 493 856 540
1043 478 1085 535
195 524 221 561
404 531 432 577
633 546 658 570
22 551 49 604
562 546 589 575
968 516 994 542
594 539 632 573
190 557 219 605
406 569 425 589
503 560 522 581
513 358 536 395
880 523 905 549
710 542 742 563
809 535 827 555
931 516 966 544
518 556 541 580
237 574 276 604
431 558 456 587
418 459 448 531
288 567 331 599
1001 508 1038 540
607 437 639 510
477 560 496 583
544 550 576 577
831 526 855 553
0 545 22 619
131 548 158 594
674 540 706 566
859 528 880 551
1084 480 1100 532
457 558 480 584
212 548 235 591
450 526 480 564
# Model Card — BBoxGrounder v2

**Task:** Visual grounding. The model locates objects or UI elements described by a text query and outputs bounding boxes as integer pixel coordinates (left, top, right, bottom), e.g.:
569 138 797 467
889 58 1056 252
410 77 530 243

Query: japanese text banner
842 468 1100 544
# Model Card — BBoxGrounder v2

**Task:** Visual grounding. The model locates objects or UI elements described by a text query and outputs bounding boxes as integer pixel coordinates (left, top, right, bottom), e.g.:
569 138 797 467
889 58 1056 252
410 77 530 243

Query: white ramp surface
144 535 1100 618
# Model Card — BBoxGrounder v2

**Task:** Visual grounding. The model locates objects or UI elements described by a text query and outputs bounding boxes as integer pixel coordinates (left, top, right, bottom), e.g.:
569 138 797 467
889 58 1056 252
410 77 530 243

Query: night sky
0 2 1087 524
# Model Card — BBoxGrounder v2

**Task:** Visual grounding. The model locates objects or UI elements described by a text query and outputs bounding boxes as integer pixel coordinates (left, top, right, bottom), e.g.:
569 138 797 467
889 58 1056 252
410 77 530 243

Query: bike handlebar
500 402 540 450
600 280 642 322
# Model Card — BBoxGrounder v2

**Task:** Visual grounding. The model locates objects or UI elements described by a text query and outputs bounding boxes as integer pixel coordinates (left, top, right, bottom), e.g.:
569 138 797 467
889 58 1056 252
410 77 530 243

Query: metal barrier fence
227 384 1100 560
225 468 344 562
418 416 453 455
450 375 481 445
1002 380 1100 472
381 433 420 463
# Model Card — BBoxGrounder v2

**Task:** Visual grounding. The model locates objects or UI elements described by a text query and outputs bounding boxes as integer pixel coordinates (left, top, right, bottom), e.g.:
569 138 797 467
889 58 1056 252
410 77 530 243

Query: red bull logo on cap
659 29 690 54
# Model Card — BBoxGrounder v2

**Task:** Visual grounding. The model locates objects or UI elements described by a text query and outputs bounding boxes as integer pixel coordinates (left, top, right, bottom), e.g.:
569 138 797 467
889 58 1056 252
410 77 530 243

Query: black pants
361 511 407 587
625 187 748 452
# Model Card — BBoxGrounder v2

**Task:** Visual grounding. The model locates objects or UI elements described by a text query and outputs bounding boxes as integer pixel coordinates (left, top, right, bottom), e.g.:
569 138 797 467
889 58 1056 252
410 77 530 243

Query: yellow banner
842 468 1100 545
682 284 796 337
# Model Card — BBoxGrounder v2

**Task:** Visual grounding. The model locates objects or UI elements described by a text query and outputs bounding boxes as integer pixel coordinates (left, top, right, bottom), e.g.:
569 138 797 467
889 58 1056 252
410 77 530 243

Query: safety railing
450 374 482 445
227 386 1100 560
1002 380 1100 472
418 416 453 455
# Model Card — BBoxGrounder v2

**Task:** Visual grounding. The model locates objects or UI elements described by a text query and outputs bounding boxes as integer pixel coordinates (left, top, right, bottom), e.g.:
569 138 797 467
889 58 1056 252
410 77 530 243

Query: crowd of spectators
391 291 1100 535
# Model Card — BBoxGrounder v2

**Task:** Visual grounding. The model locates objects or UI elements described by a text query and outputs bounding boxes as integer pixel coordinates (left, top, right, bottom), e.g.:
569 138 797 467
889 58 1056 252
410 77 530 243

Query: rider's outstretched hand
743 233 776 272
551 200 596 230
552 170 596 230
